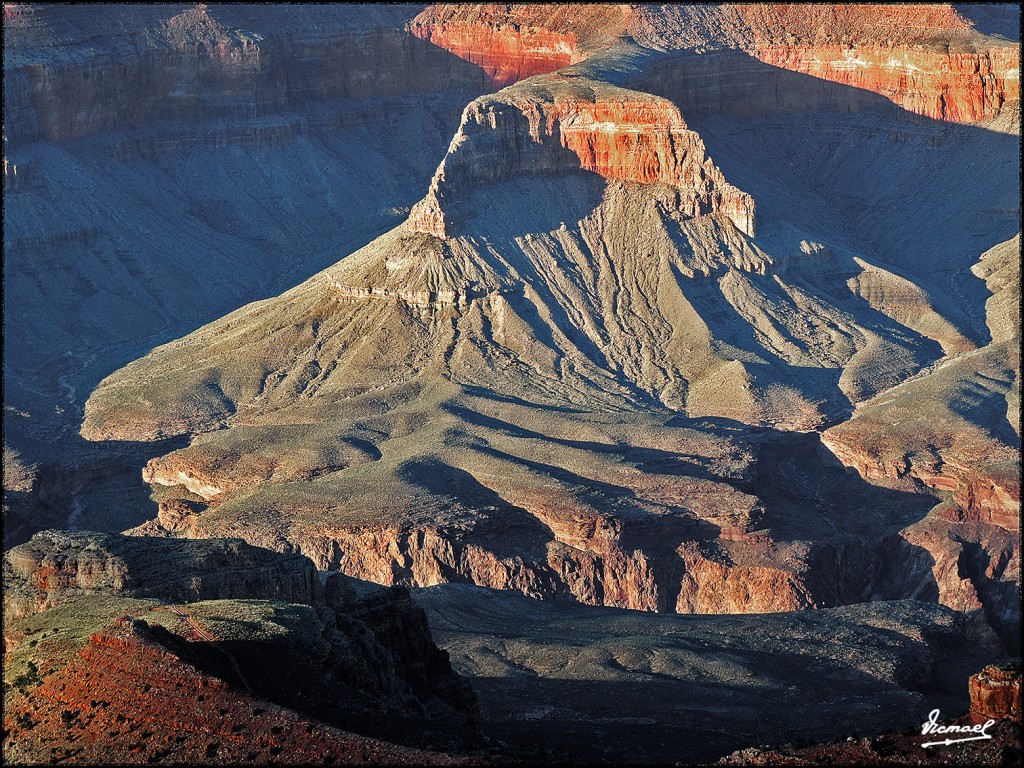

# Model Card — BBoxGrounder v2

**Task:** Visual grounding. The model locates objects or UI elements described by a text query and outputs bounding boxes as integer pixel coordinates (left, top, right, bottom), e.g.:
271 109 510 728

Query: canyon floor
3 2 1021 765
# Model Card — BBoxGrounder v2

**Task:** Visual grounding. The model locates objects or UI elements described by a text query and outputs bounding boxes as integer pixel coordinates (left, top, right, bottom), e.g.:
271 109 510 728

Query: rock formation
408 4 1019 123
2 2 493 544
3 615 477 766
76 4 1019 654
2 530 479 762
4 2 1022 764
2 530 322 620
969 663 1022 724
408 80 755 238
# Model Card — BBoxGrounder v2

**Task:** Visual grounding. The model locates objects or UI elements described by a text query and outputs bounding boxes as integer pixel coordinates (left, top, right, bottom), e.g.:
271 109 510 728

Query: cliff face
752 43 1019 123
732 4 1018 123
969 663 1022 724
406 3 1019 125
409 83 755 238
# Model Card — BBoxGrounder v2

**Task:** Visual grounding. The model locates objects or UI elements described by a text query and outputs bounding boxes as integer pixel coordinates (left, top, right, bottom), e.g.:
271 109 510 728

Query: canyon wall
3 4 490 148
750 43 1018 123
408 20 578 88
2 529 321 619
408 3 1019 125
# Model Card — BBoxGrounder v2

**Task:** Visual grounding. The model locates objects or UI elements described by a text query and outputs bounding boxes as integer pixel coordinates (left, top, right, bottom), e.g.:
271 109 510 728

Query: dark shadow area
450 164 608 241
3 432 192 550
946 369 1023 449
740 429 938 541
955 537 1022 654
459 383 589 414
395 457 561 566
635 49 1020 344
954 4 1021 40
131 616 481 755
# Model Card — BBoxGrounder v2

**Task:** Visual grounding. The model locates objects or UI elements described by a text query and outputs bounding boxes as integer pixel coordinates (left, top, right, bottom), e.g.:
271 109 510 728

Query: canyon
3 2 1021 764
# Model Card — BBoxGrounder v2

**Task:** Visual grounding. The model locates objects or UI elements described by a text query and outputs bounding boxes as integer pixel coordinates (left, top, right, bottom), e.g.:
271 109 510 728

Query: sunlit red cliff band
409 3 1019 123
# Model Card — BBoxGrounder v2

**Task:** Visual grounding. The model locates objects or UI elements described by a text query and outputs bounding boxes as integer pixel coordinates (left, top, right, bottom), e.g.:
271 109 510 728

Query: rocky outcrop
2 530 480 757
2 530 321 620
409 83 755 238
2 614 477 765
821 435 1021 530
324 576 478 721
969 663 1022 724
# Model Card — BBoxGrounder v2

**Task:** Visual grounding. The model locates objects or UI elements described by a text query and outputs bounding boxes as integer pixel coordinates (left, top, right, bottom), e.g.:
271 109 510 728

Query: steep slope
823 234 1020 527
821 235 1021 652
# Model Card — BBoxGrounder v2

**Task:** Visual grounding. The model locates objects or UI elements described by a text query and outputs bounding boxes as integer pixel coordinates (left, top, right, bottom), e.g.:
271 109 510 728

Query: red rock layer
969 663 1022 724
1 617 476 765
412 3 1020 124
409 90 755 238
753 43 1019 123
408 21 577 88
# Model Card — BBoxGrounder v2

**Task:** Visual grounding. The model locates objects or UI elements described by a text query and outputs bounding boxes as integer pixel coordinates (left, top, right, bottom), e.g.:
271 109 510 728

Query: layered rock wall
409 89 755 238
408 3 1020 125
969 663 1022 724
752 43 1019 123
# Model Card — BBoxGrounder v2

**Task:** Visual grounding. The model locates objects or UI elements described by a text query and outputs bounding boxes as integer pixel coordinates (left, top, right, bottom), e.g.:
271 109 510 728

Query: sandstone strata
409 81 755 238
752 43 1019 123
409 20 578 88
408 3 1019 124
